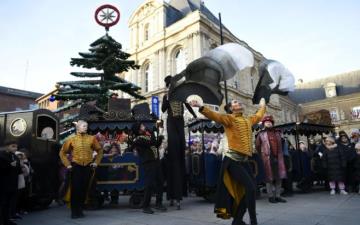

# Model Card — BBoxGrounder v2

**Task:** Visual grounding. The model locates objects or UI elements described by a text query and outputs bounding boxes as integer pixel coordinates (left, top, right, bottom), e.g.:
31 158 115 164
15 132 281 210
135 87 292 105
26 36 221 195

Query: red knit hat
262 115 274 125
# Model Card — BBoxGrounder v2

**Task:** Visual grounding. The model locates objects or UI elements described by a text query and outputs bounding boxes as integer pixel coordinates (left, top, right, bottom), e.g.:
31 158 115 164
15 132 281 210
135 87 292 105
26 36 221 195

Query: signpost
152 96 159 118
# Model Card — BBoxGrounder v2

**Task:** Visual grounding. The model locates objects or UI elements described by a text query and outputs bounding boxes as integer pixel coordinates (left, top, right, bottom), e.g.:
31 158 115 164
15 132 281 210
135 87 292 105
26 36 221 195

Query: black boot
154 203 167 211
275 197 287 203
143 207 154 214
268 197 277 203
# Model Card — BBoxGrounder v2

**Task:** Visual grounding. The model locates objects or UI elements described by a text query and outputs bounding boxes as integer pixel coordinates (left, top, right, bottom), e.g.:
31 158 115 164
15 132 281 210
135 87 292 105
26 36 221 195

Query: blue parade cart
0 109 60 208
187 119 223 201
87 119 157 208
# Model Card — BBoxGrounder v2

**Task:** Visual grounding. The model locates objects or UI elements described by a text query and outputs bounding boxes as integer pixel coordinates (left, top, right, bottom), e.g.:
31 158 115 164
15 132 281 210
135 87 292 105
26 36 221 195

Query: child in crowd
353 143 360 194
322 136 347 195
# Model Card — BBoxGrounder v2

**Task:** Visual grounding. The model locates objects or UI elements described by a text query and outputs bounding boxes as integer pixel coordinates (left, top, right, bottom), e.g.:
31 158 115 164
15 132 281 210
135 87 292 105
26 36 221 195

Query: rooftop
0 85 43 99
289 70 360 104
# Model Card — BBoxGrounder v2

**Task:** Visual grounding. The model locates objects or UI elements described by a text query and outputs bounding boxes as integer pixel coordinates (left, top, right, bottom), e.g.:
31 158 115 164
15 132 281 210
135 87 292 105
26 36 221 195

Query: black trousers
0 190 16 225
166 117 186 201
228 160 257 225
71 164 92 216
142 161 164 208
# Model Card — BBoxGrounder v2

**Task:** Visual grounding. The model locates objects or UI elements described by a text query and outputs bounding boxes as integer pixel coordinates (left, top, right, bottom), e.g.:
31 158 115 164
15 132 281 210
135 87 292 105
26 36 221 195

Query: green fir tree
55 33 144 111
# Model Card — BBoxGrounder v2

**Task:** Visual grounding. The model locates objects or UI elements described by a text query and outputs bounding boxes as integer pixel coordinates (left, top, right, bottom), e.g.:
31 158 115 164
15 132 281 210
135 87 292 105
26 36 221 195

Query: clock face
10 118 27 137
41 127 54 139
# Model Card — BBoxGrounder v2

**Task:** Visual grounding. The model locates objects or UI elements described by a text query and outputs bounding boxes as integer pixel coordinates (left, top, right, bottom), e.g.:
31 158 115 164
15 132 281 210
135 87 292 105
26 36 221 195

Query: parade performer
256 116 287 203
131 122 167 214
190 98 266 225
161 75 197 209
59 120 103 219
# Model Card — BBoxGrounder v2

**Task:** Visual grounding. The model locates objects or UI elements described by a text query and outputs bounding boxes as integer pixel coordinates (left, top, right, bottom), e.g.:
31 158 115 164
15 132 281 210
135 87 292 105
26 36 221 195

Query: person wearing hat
0 140 22 225
190 98 266 225
353 143 360 194
322 136 347 195
350 128 360 144
256 116 287 203
161 75 197 209
336 130 356 192
59 120 103 219
131 122 166 214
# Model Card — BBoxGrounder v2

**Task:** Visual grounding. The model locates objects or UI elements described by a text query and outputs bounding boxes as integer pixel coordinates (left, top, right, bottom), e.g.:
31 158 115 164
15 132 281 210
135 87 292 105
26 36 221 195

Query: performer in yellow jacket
59 120 103 219
190 98 266 225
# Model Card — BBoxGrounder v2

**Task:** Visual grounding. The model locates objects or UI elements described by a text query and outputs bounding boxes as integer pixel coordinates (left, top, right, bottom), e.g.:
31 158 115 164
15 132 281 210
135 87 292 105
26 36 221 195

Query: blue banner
151 96 159 118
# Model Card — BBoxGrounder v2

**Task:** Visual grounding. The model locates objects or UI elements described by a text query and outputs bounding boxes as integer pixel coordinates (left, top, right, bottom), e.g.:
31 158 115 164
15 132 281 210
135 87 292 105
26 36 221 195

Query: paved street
18 191 360 225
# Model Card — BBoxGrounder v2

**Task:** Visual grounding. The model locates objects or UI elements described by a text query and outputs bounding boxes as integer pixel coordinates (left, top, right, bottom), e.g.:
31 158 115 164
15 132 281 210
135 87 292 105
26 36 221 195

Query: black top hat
164 75 172 87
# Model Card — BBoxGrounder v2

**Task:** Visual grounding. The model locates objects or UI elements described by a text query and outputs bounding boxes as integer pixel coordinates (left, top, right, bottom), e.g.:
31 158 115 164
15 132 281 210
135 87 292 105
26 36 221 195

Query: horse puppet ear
252 59 295 104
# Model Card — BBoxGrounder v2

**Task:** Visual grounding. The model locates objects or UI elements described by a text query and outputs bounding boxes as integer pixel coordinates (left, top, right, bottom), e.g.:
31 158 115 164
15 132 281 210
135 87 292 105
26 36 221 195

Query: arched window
144 63 150 92
174 48 186 74
250 68 257 92
144 23 150 41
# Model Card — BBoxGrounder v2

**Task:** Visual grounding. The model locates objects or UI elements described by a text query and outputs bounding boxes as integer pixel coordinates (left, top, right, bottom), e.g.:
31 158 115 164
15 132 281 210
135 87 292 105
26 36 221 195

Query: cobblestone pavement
18 191 360 225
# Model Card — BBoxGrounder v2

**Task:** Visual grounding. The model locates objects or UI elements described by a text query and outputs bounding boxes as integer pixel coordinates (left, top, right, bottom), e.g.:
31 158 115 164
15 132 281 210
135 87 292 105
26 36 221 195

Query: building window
250 68 257 92
144 23 150 41
210 43 218 50
330 107 338 122
144 63 150 92
174 48 186 74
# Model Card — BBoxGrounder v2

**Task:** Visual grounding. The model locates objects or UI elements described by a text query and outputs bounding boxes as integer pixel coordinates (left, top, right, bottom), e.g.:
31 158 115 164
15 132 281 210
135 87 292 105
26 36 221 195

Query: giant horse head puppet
167 43 295 106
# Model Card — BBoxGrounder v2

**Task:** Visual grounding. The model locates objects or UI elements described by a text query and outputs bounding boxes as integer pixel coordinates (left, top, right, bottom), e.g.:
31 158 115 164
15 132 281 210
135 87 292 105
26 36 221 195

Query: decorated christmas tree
54 33 144 111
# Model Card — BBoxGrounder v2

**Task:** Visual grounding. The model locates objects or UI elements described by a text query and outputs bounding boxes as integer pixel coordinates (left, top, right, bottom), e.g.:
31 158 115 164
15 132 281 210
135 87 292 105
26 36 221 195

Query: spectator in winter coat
281 137 293 197
256 116 287 203
296 142 313 193
0 141 21 225
322 136 348 195
350 129 359 144
337 130 356 192
353 143 360 194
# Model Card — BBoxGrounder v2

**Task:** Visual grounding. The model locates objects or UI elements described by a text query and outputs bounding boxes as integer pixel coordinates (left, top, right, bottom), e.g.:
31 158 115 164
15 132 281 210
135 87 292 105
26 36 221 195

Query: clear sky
0 0 359 94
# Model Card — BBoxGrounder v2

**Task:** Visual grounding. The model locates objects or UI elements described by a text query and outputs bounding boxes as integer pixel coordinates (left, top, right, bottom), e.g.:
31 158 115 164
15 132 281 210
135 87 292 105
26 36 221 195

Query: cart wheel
129 193 143 209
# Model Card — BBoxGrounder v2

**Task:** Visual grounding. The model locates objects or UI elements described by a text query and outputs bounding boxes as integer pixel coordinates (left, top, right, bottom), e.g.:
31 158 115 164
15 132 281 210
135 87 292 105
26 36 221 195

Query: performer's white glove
318 152 323 158
259 98 266 107
66 165 72 170
10 161 17 167
90 162 97 168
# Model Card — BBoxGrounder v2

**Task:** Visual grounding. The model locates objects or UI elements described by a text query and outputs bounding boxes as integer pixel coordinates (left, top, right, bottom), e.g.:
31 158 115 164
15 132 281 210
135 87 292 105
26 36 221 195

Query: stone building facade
289 70 360 134
122 0 296 124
